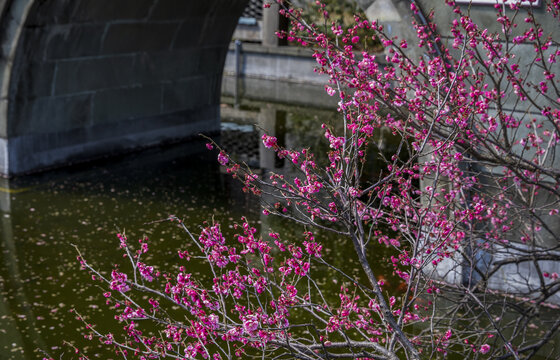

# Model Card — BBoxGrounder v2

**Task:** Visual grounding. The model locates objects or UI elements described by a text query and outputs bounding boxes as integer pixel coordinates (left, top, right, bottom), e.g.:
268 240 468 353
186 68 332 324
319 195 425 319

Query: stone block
203 74 222 105
196 46 228 75
199 16 237 46
162 77 212 113
18 28 49 62
11 94 92 136
92 85 161 124
149 1 209 20
71 0 155 22
25 0 76 26
44 24 105 60
134 50 201 83
12 61 55 99
211 1 248 17
171 1 245 48
102 23 179 55
171 18 206 48
54 55 137 95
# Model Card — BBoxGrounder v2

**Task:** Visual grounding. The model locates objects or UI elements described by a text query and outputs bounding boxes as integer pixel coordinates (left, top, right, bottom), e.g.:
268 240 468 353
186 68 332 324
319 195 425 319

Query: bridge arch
0 0 247 175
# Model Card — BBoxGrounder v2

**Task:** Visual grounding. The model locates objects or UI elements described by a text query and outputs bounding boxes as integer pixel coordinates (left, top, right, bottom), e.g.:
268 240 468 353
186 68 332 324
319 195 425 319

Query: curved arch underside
0 0 247 175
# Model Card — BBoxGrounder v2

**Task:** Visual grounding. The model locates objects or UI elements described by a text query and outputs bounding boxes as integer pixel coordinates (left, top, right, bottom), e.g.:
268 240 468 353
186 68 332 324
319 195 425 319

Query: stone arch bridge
0 0 248 176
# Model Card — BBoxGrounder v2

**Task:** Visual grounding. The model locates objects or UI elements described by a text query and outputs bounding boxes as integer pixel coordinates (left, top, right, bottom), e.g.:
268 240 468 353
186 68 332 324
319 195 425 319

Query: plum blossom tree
58 0 560 359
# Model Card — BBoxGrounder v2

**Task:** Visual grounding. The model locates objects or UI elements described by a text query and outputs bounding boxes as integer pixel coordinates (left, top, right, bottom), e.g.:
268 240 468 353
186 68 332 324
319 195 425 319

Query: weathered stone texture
93 85 161 124
162 77 213 113
173 19 208 48
13 61 55 98
44 25 105 59
134 50 202 82
12 94 93 135
54 56 137 95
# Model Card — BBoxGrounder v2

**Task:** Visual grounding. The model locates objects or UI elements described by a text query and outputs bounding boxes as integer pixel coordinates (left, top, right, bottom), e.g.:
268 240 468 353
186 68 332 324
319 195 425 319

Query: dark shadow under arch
0 0 248 175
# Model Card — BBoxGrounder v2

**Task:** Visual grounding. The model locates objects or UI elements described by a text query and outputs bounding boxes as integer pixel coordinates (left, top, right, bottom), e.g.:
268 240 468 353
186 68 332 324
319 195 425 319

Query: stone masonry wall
1 0 247 175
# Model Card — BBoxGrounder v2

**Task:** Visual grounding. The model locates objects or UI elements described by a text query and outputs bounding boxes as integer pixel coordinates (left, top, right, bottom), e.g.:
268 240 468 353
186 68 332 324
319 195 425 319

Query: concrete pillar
0 178 11 213
258 104 277 169
261 2 288 47
258 104 287 170
262 2 280 47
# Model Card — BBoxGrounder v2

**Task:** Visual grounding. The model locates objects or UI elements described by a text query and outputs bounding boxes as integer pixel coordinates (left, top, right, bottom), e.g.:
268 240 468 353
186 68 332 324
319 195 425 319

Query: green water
0 101 557 359
0 143 252 359
0 103 377 359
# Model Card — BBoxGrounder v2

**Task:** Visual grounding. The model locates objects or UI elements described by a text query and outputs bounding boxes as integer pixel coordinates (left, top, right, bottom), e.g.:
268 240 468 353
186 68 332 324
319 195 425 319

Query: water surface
0 102 364 359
